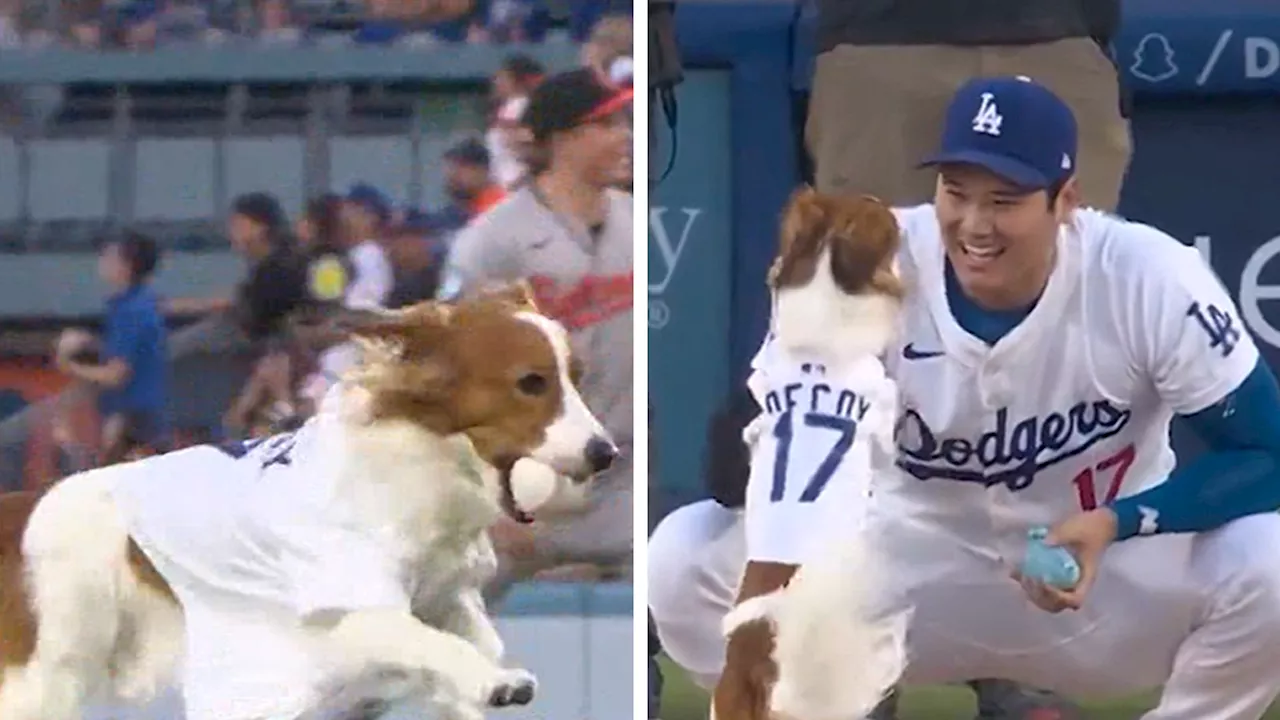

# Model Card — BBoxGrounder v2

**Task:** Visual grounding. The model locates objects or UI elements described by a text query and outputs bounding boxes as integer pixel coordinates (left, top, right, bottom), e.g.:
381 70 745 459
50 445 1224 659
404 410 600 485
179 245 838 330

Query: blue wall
649 0 1280 509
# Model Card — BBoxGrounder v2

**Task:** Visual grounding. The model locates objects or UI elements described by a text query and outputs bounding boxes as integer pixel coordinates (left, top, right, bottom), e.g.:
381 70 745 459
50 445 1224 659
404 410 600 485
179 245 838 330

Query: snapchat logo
308 255 349 302
1131 33 1178 83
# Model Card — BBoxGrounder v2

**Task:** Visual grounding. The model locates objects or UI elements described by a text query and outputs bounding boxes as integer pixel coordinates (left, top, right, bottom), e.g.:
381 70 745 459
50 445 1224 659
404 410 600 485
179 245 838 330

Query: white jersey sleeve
1118 224 1259 414
744 352 891 565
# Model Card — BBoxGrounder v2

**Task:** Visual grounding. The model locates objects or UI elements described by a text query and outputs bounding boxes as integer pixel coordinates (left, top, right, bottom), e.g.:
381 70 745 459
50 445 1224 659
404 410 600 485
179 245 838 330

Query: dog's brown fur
769 188 903 301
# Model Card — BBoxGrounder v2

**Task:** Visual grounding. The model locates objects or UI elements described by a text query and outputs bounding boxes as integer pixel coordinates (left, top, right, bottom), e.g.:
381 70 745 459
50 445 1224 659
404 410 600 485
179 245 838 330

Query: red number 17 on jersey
1072 443 1137 511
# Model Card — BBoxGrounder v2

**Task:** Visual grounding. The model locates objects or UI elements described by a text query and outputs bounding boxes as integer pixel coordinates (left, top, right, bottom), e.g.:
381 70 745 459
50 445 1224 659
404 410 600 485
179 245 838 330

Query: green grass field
657 657 1280 719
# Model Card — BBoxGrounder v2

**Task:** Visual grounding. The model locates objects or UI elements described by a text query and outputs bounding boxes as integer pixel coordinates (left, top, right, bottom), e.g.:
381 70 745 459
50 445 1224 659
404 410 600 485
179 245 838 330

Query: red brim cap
581 86 634 124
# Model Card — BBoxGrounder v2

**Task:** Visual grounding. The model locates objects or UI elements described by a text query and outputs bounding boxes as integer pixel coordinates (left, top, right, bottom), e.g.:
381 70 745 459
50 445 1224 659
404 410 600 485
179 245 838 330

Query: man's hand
1012 508 1118 613
714 618 776 720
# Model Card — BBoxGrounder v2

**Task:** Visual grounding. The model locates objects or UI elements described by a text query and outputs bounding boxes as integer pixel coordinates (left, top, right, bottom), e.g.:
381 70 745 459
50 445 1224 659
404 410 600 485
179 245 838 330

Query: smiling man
650 77 1280 720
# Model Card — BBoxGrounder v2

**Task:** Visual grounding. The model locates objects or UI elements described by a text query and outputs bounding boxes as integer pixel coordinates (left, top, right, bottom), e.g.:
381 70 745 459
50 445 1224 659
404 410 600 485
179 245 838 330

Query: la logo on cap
972 92 1003 137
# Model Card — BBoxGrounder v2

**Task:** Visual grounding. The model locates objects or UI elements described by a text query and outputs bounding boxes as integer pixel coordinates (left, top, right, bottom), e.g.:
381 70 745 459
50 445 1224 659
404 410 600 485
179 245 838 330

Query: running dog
0 283 618 720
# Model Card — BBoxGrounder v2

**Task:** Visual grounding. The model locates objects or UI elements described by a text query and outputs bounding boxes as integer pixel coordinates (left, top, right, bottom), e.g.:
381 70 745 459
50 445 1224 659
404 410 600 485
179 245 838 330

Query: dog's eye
516 372 549 396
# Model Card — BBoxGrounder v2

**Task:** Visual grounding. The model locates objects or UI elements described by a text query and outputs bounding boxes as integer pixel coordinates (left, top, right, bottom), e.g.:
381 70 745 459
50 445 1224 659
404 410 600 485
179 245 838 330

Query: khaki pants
807 38 1132 210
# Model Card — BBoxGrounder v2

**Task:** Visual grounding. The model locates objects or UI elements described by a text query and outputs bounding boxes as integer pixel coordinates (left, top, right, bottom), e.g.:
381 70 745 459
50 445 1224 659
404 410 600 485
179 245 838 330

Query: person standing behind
295 183 395 408
808 0 1129 212
434 139 507 237
487 53 544 190
581 14 632 81
442 68 633 602
384 209 444 309
226 192 355 432
295 192 355 310
220 192 310 436
340 182 396 310
581 16 633 193
55 231 170 466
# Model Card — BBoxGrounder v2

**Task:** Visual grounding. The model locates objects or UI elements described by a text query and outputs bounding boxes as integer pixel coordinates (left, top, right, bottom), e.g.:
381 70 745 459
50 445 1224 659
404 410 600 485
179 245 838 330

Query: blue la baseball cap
920 76 1078 191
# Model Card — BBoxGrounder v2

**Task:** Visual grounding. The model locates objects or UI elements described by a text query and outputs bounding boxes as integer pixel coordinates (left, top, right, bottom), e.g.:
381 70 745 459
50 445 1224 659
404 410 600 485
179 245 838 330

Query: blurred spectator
384 209 443 308
225 193 356 431
366 0 474 24
261 192 356 420
484 0 533 43
55 231 170 467
443 68 633 602
435 137 506 235
225 192 309 343
252 0 301 45
296 192 356 308
0 0 23 48
578 15 633 192
339 182 396 310
219 193 311 435
1 0 622 50
295 183 395 408
120 0 221 50
296 192 346 255
487 53 544 190
66 0 110 49
581 14 631 82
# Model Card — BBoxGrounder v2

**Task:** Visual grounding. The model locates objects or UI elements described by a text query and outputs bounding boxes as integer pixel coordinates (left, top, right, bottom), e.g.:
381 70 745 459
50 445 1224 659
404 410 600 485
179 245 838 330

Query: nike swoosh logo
902 343 945 360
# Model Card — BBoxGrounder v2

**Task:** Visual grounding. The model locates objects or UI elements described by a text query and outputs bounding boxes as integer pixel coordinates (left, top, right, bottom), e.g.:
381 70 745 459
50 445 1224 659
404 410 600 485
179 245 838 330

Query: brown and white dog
0 283 617 720
714 190 912 720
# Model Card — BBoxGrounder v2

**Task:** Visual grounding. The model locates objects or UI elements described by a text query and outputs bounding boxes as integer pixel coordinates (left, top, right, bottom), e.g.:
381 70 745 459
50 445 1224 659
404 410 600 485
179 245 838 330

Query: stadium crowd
0 0 621 49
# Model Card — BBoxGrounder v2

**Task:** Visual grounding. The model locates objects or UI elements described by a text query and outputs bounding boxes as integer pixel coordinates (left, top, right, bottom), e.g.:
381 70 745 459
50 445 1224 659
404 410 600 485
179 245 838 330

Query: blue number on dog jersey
218 431 297 469
770 412 858 503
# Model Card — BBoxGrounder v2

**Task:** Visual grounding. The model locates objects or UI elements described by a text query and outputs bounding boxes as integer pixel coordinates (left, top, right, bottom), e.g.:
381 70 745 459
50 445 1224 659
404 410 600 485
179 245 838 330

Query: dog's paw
486 668 537 708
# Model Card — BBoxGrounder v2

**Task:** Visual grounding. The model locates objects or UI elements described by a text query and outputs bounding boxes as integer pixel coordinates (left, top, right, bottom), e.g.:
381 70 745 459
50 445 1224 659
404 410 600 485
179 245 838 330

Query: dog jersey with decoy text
743 337 897 565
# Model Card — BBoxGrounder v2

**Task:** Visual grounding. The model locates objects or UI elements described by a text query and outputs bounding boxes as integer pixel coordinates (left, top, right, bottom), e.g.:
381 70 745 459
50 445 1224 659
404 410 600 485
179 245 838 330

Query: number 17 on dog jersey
744 352 897 565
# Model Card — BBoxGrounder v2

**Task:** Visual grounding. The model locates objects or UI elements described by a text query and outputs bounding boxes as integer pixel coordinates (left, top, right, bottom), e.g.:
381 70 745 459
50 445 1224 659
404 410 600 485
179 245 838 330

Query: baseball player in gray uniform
439 68 634 602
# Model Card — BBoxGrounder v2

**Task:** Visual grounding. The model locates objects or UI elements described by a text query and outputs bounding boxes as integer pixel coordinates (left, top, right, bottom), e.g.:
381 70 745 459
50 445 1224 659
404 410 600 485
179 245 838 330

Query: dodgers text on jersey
896 401 1132 492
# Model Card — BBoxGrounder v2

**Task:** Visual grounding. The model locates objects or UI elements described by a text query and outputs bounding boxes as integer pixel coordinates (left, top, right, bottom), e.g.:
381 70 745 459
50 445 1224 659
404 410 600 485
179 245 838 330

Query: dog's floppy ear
338 302 454 347
347 302 459 432
770 186 826 289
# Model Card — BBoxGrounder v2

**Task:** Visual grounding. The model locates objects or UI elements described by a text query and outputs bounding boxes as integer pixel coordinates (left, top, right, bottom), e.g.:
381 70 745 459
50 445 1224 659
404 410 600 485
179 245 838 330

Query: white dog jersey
880 204 1258 569
744 337 898 565
108 389 491 720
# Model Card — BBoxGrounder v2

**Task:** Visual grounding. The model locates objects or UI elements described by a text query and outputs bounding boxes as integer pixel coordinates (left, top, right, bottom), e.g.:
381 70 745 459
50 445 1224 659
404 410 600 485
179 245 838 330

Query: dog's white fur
721 531 911 720
773 248 900 368
724 244 910 720
0 312 610 720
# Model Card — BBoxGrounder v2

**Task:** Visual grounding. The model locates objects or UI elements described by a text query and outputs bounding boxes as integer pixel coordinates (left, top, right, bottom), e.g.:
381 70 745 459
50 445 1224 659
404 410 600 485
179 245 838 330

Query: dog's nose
584 436 619 474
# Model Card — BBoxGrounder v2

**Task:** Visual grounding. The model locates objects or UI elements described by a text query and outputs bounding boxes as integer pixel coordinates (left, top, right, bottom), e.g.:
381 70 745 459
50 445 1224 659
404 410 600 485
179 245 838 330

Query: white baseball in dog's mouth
505 457 560 521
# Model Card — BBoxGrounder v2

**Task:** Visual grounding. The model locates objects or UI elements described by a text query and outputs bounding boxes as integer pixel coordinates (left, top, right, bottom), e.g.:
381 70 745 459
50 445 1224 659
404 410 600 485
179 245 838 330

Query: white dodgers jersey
744 338 898 565
880 205 1258 565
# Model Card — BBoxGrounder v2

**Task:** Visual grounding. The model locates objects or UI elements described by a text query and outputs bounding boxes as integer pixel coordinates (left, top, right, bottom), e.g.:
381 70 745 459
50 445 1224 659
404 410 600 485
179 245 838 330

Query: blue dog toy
1019 526 1081 589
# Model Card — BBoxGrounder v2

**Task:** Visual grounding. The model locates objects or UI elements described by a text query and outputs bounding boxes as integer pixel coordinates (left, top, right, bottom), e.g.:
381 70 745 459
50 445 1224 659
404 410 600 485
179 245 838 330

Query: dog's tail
768 531 910 720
